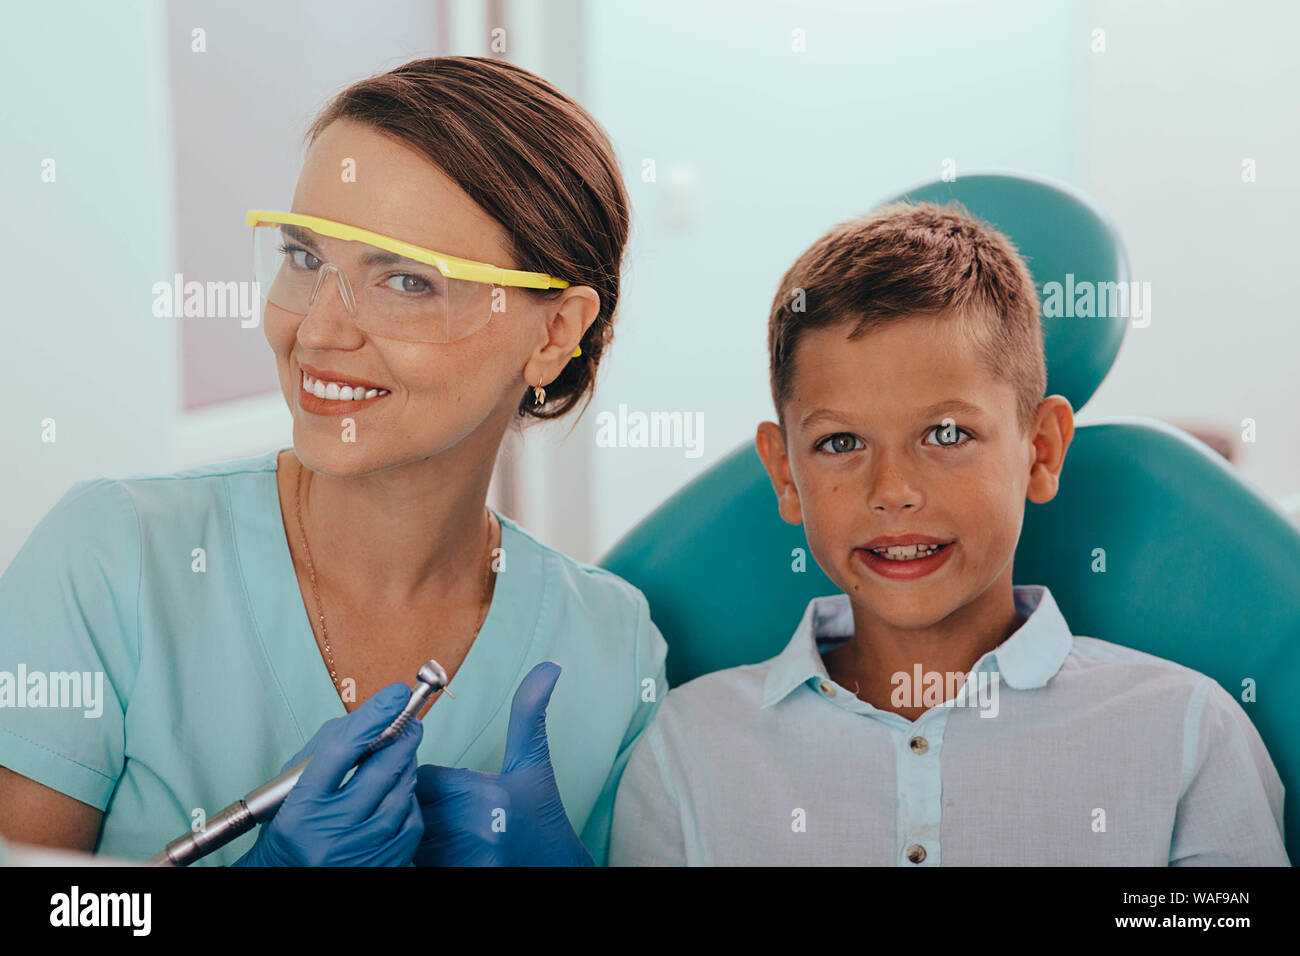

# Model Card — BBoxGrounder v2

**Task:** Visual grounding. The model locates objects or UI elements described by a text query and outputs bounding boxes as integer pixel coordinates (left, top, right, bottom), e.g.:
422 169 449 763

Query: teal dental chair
599 173 1300 862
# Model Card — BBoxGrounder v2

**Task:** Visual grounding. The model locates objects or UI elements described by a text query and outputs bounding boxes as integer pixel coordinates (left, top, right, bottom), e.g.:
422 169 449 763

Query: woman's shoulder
109 449 280 491
493 511 651 623
78 449 280 517
21 450 281 562
492 513 668 689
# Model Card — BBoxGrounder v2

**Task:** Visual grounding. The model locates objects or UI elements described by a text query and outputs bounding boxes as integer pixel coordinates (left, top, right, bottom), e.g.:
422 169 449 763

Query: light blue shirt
610 585 1288 865
0 450 667 865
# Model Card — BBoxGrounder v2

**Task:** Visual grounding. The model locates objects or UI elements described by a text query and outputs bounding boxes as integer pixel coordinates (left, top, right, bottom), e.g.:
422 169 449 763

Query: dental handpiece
147 659 449 867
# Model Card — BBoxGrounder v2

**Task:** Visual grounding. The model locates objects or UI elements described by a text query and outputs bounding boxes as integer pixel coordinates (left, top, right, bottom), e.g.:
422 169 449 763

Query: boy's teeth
302 372 388 401
870 543 944 561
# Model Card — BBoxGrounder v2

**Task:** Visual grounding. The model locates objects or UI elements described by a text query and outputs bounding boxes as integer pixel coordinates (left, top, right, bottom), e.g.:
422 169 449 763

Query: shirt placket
893 707 950 866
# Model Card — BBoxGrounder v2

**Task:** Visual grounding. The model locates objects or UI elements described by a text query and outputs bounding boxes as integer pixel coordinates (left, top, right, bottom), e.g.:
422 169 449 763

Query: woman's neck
281 447 499 609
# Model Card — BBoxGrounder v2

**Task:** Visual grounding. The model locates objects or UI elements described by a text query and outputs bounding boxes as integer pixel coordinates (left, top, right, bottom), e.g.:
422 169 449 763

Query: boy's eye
816 433 864 455
924 423 972 447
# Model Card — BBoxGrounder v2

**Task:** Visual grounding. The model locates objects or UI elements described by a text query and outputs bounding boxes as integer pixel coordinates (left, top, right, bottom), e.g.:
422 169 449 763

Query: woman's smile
297 363 393 416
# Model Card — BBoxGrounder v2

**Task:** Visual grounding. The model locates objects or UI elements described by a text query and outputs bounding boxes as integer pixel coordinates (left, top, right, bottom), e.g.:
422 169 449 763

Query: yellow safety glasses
247 210 575 346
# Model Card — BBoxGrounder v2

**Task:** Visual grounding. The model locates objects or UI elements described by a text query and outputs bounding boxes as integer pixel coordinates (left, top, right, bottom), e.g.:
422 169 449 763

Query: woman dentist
0 56 666 866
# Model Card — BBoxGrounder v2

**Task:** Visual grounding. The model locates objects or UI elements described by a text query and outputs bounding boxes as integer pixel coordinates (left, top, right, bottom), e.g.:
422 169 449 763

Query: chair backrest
599 173 1300 860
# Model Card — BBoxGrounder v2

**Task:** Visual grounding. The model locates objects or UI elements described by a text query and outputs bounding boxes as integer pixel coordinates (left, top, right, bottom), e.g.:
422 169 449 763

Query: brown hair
305 56 630 422
768 200 1046 435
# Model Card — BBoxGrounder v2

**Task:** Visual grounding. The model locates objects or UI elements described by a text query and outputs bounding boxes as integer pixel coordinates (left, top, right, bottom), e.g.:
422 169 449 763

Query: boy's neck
822 577 1023 723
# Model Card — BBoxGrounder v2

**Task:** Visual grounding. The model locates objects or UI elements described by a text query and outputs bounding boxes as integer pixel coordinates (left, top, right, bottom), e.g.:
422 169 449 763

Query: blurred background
1 0 1296 569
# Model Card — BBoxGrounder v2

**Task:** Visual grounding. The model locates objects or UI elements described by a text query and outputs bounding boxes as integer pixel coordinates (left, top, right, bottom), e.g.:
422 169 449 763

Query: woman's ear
525 286 600 386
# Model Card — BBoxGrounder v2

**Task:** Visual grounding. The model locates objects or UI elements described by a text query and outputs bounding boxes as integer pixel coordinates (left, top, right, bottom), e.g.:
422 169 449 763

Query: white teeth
869 543 946 561
301 371 389 401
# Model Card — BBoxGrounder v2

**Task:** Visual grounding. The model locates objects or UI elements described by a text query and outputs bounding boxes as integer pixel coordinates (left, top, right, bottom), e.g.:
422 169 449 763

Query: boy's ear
1025 395 1075 505
755 421 804 526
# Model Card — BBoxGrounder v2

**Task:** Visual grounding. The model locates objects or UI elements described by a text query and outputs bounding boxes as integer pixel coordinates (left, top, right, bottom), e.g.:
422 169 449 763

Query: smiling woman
0 56 666 867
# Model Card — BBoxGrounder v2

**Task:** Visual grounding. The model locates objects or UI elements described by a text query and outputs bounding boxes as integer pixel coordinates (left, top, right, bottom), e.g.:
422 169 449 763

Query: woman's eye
282 245 322 271
924 423 972 447
384 273 433 294
817 433 864 455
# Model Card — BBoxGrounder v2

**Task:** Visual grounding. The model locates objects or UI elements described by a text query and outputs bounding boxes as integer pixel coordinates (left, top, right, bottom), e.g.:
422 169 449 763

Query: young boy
608 202 1288 866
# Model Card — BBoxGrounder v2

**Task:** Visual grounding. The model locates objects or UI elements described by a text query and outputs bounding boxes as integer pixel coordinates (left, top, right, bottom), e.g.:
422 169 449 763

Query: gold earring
533 379 546 406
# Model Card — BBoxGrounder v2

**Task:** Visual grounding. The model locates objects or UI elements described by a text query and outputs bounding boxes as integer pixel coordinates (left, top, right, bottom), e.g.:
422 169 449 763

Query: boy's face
755 313 1073 633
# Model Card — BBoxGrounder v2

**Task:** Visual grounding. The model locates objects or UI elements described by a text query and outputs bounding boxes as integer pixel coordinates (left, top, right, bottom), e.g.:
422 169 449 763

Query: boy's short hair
767 200 1047 435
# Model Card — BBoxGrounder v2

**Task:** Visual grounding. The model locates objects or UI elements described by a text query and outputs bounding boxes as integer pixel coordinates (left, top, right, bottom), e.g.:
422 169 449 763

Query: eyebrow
799 399 987 430
281 224 319 248
280 224 415 268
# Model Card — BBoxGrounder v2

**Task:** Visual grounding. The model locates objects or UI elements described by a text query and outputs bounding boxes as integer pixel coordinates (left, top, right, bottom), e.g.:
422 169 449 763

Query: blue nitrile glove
232 682 424 867
413 661 594 866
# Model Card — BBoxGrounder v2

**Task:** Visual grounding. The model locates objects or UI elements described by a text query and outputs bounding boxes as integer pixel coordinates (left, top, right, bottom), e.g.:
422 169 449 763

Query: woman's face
264 118 552 477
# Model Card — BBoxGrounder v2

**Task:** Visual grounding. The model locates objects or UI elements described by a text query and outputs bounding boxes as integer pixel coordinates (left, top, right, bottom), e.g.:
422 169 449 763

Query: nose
296 266 365 348
867 448 924 513
310 264 356 315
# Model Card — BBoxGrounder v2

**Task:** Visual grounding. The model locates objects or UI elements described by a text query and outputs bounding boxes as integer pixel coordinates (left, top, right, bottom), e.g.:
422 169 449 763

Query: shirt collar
759 584 1073 709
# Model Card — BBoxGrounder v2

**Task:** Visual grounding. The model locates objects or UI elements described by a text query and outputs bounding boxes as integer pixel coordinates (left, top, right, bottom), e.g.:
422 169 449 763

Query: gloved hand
413 661 593 866
232 682 424 867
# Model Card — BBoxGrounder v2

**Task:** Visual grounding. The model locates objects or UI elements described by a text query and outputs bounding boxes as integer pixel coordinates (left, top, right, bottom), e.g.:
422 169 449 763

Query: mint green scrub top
0 450 667 865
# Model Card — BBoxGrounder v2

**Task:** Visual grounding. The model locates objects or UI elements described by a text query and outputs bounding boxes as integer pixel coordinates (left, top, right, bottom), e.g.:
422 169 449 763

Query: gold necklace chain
293 456 495 700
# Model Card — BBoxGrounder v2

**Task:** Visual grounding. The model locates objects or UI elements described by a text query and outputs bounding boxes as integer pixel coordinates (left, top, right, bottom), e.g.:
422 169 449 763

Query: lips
295 360 392 417
298 379 390 416
297 362 388 392
860 533 953 550
855 541 955 580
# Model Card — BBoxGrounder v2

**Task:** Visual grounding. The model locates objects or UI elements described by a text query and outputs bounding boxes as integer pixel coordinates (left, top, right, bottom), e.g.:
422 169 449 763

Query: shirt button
909 736 929 755
906 844 927 864
819 681 836 697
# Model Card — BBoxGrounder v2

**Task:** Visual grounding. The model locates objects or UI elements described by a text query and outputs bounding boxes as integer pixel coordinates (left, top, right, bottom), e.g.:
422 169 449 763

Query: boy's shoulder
1068 633 1200 672
652 628 1233 730
664 660 772 707
1054 635 1254 742
653 655 797 742
1061 633 1222 697
656 590 850 715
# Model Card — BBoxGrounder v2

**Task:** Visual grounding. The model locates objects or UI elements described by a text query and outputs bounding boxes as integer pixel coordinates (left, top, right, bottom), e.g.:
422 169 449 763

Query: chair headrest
878 173 1130 413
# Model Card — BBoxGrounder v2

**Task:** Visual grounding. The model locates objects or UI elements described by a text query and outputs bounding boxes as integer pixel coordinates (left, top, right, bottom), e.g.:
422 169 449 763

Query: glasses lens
251 222 500 343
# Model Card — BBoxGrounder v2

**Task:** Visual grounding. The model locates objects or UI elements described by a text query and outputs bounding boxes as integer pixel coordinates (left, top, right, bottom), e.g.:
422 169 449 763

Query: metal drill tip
417 659 449 691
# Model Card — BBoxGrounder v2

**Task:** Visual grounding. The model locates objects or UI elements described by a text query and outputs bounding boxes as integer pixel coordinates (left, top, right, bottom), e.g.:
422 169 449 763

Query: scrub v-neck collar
233 448 544 768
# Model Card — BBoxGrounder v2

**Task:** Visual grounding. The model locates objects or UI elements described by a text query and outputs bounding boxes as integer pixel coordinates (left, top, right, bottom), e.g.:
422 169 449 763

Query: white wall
0 1 178 571
1076 0 1300 507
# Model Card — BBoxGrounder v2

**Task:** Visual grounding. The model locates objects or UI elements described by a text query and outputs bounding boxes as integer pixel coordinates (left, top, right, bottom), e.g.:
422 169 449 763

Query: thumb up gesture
413 662 594 866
